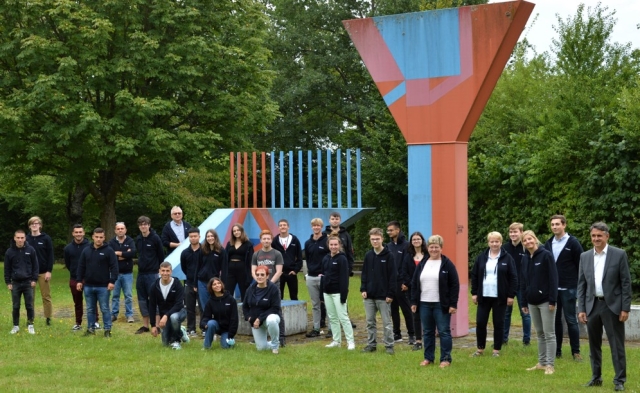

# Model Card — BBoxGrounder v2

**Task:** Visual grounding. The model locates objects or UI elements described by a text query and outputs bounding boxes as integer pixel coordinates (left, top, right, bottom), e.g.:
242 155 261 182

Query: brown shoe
526 363 545 371
439 361 451 368
573 353 583 362
545 365 555 375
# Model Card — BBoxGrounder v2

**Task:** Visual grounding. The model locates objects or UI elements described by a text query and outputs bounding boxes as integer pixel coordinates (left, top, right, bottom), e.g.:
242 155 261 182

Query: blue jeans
555 288 580 355
197 281 211 313
203 320 230 349
161 308 187 346
85 286 111 330
420 302 452 363
503 289 531 344
111 273 133 318
136 273 158 317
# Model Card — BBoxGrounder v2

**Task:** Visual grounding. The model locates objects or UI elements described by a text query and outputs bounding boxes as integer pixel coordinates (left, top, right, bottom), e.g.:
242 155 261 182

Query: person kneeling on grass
202 277 238 350
243 265 281 354
149 262 189 350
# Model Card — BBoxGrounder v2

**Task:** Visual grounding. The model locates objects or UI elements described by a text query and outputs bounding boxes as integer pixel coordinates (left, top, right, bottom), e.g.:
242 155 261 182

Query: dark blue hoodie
64 238 90 281
136 229 164 274
4 240 39 284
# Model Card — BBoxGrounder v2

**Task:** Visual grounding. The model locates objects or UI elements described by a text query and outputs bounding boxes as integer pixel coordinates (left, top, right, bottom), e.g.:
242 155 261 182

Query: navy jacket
242 281 281 327
64 239 90 281
410 254 460 311
149 278 185 327
521 247 558 307
321 252 350 304
271 234 303 274
503 241 526 280
197 248 228 284
544 234 583 289
180 246 201 286
4 241 39 284
387 233 409 285
402 252 427 291
304 233 329 277
200 291 239 338
161 220 192 251
136 229 164 274
470 248 518 303
108 235 137 274
225 240 254 280
360 246 397 300
26 232 54 274
77 243 118 287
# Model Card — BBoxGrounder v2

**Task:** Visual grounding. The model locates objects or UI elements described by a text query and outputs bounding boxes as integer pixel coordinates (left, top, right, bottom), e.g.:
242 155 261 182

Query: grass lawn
0 264 636 392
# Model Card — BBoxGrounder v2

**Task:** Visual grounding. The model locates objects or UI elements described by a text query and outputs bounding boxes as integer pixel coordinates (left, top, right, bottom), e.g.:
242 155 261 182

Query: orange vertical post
230 152 235 208
252 152 257 208
261 153 266 208
243 152 249 208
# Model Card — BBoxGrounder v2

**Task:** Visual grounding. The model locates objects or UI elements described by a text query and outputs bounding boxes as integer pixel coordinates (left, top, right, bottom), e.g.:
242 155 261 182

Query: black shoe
412 342 423 351
408 335 416 345
523 341 530 346
104 330 111 338
135 326 150 334
351 322 357 329
583 378 603 387
361 345 376 353
280 338 286 347
111 315 117 322
46 318 51 326
556 352 562 358
305 330 321 338
393 334 403 342
325 330 333 338
614 383 625 391
84 329 95 336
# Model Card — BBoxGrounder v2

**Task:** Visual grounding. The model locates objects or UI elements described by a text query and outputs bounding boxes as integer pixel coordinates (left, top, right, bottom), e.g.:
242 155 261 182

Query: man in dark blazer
577 222 631 391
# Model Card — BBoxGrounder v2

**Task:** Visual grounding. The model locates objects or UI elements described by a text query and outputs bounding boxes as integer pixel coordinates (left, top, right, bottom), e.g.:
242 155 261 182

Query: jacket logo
146 244 152 247
262 298 269 301
501 263 506 265
319 246 325 249
99 253 104 256
25 252 31 255
225 303 231 306
38 242 44 245
535 262 541 266
381 259 386 263
332 262 337 265
564 247 571 251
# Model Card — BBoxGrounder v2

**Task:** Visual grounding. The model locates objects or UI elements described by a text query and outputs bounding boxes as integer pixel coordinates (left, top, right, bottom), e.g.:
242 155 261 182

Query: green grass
0 264 637 392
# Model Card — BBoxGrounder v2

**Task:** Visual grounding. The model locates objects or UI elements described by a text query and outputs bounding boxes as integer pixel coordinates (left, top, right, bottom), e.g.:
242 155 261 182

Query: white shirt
170 221 186 243
551 233 569 261
160 278 174 300
483 252 499 297
279 235 292 250
420 260 441 302
594 244 608 298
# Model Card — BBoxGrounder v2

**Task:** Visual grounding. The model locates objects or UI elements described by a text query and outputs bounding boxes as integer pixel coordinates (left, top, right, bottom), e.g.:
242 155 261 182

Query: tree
0 0 277 238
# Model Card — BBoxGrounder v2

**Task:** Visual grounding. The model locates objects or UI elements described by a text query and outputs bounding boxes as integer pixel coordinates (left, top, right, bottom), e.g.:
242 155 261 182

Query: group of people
467 217 631 391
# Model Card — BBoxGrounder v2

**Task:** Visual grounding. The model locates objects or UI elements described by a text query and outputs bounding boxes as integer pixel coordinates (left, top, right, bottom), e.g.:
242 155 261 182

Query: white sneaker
72 324 82 331
10 326 19 334
347 342 356 350
180 326 190 343
325 341 341 348
171 342 182 350
94 322 101 330
28 325 35 335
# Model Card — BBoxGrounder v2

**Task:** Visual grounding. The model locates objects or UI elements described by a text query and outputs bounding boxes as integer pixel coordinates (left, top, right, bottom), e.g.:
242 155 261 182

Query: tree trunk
66 184 88 242
99 188 118 240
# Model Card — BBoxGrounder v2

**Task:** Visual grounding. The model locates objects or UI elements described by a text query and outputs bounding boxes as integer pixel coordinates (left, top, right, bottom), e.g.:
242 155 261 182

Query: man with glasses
26 216 54 326
161 206 192 254
135 216 164 334
109 222 137 323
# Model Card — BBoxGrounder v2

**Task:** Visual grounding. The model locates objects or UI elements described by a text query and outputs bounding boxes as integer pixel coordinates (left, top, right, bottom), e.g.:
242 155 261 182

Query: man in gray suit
577 222 631 391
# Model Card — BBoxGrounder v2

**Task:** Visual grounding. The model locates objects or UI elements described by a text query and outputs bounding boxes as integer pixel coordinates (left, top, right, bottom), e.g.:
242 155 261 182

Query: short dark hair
14 229 26 236
590 222 609 234
159 261 172 269
137 216 151 225
188 227 200 234
550 214 566 225
386 220 401 229
278 218 289 226
72 224 83 230
330 212 341 219
93 227 105 235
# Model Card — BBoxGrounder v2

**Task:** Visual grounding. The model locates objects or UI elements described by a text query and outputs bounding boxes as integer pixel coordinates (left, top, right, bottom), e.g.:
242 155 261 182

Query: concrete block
562 304 640 341
237 300 308 336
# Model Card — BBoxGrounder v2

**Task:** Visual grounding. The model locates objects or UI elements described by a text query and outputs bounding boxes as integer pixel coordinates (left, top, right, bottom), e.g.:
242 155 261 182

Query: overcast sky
491 0 640 55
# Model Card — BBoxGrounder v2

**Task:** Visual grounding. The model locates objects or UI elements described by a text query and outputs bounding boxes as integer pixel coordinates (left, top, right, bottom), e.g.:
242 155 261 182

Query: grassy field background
0 264 636 392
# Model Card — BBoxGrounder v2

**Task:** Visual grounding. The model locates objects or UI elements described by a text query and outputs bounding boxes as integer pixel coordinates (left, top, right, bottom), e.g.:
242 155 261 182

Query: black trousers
280 273 298 300
587 299 626 384
226 261 249 301
184 283 197 332
391 287 414 336
475 297 507 351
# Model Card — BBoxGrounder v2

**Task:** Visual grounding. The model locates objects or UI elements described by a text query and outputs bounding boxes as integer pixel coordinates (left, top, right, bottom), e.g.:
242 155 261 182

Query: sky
491 0 640 55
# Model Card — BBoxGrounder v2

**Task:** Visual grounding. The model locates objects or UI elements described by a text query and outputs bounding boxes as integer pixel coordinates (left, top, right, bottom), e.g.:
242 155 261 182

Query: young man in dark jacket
135 215 165 334
76 228 118 337
109 222 137 324
26 216 54 326
386 221 414 343
149 262 188 349
503 222 531 345
180 227 202 336
324 212 355 275
544 214 584 361
304 218 329 337
64 224 94 331
271 219 303 301
5 230 39 334
360 228 397 354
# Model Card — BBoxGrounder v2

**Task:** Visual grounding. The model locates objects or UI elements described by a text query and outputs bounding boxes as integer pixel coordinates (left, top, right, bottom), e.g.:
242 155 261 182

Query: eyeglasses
172 212 182 215
255 273 266 277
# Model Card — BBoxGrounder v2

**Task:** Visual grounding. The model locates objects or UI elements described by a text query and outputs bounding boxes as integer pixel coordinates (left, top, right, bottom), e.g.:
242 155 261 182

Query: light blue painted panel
408 145 432 237
346 149 352 208
337 149 342 208
383 81 406 106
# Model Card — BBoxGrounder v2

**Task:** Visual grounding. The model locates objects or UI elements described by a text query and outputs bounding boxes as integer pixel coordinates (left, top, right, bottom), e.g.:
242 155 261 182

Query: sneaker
72 324 82 331
104 330 111 338
181 326 190 343
10 326 20 334
135 326 150 334
202 331 206 338
305 329 321 338
127 317 134 323
94 322 101 330
272 348 279 354
393 334 403 342
28 325 35 335
46 318 51 326
573 353 583 362
111 315 117 322
526 363 545 371
408 335 416 345
325 341 341 348
412 342 423 351
545 365 555 375
386 347 395 355
325 330 333 338
84 329 96 336
347 342 356 350
171 342 182 350
361 345 376 353
188 330 197 337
